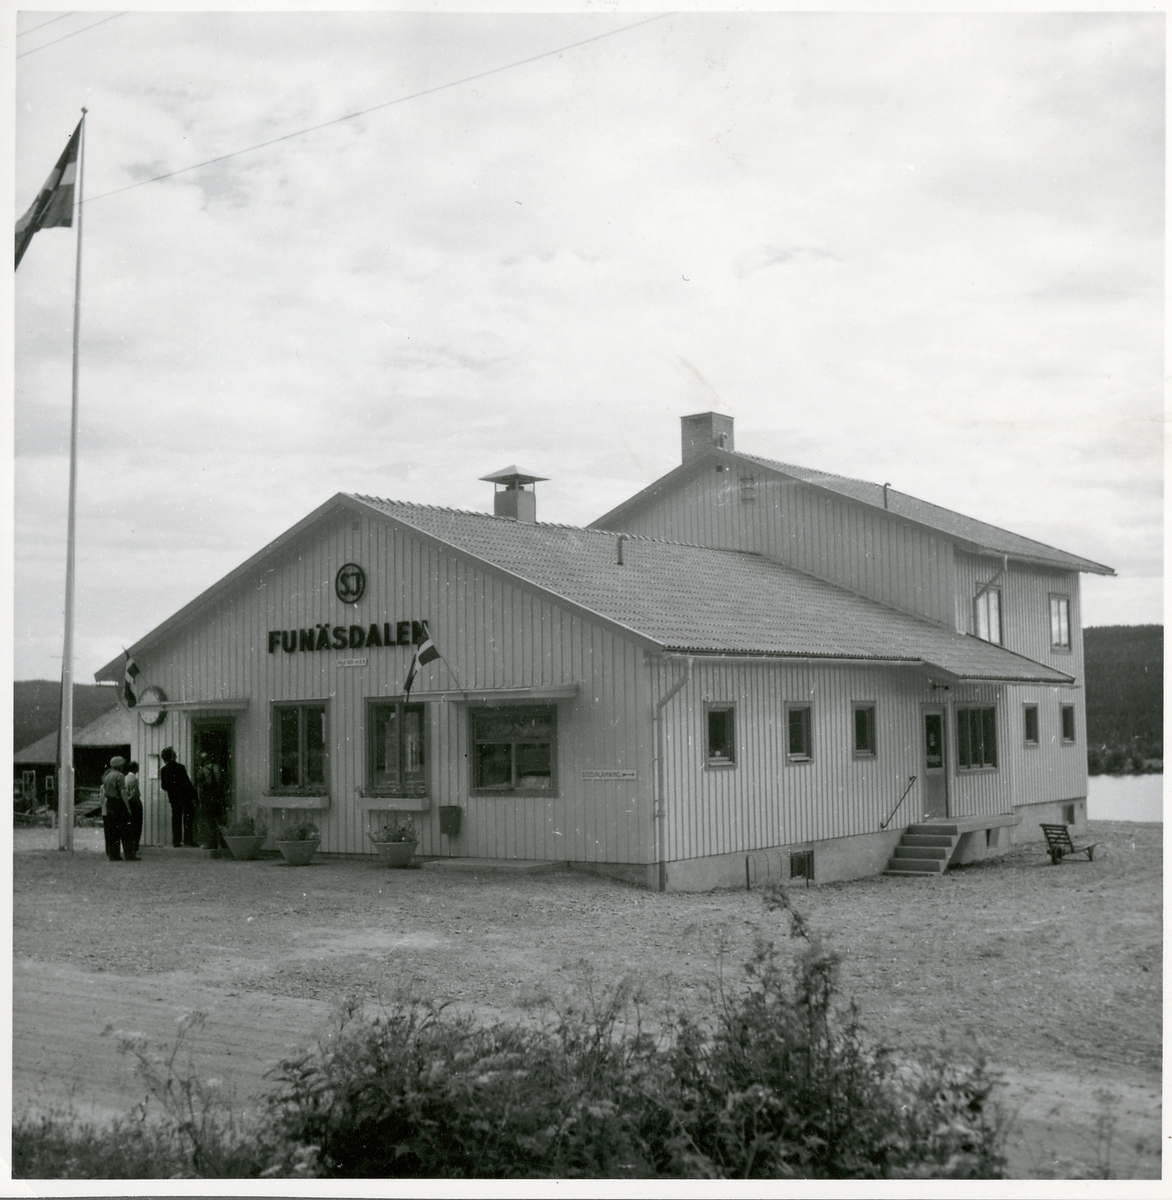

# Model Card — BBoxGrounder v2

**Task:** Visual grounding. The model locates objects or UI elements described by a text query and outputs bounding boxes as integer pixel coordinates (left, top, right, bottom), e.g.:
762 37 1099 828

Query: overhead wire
85 13 672 204
17 12 125 59
17 12 77 37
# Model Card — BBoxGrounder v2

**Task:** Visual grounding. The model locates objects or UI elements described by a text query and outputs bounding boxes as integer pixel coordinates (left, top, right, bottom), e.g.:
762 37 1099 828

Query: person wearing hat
100 756 133 861
159 747 197 848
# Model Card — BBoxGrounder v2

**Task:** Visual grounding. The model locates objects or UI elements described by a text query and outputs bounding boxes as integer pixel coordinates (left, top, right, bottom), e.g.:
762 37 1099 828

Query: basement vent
1062 803 1076 826
789 849 814 883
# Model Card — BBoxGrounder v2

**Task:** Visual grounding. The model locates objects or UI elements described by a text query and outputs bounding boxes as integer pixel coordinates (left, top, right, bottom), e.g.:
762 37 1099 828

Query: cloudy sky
14 9 1163 682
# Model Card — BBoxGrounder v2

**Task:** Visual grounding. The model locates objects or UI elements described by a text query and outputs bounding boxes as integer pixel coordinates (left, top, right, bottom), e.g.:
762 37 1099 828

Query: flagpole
57 108 87 852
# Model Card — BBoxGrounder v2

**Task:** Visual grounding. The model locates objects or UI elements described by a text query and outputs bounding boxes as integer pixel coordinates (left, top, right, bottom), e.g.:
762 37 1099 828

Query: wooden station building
95 413 1112 889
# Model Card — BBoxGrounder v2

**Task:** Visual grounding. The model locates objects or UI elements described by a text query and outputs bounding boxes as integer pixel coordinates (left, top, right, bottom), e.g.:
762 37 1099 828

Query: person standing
159 747 197 848
123 760 143 859
100 756 131 861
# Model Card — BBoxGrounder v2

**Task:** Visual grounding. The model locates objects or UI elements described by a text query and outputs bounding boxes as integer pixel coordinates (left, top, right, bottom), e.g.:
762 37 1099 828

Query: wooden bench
1040 823 1098 865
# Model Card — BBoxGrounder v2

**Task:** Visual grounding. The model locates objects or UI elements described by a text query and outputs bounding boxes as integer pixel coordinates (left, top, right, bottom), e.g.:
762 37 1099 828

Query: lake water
1086 773 1163 823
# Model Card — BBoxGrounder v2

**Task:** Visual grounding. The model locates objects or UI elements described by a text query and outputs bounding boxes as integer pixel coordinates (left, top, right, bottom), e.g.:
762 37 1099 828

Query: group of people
98 756 143 861
98 746 229 859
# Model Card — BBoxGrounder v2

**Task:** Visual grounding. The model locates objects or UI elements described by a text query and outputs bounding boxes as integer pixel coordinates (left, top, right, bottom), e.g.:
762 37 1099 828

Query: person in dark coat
123 760 143 858
195 752 227 850
100 755 132 861
159 746 197 848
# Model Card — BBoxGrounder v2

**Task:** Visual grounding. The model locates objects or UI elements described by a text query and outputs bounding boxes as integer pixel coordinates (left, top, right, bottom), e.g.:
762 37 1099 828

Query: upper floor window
1024 704 1039 747
273 702 327 792
957 705 997 771
739 475 757 503
707 705 736 765
1050 595 1071 650
974 587 1002 644
368 700 427 796
471 706 556 795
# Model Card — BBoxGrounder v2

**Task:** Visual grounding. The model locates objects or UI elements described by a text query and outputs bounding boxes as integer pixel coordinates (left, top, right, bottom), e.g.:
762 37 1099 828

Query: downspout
653 655 693 893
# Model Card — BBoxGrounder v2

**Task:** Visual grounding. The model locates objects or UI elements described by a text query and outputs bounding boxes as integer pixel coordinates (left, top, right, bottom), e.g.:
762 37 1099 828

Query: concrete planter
221 833 266 861
369 835 417 867
275 837 320 866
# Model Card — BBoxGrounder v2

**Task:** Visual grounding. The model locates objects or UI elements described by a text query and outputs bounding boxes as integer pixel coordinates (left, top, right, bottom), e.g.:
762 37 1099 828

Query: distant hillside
13 681 121 754
1084 625 1162 772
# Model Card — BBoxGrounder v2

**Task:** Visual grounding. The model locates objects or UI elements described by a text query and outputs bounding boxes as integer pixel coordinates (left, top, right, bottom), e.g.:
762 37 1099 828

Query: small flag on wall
123 652 140 709
15 120 83 269
403 633 441 699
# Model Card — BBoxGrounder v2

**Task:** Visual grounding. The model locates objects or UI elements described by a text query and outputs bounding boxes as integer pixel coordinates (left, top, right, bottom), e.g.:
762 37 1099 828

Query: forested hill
1084 625 1162 771
13 681 120 754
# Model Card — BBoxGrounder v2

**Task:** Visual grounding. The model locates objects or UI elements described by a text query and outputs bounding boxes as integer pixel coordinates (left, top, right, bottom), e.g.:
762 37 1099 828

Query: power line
18 12 76 37
86 13 672 204
17 12 125 59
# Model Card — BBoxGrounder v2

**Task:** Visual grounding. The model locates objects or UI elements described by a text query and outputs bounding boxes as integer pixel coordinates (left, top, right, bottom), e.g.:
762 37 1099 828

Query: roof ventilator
480 465 548 523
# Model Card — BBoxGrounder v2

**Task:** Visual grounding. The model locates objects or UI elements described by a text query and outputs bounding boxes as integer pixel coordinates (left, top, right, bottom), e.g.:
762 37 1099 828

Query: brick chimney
681 412 734 463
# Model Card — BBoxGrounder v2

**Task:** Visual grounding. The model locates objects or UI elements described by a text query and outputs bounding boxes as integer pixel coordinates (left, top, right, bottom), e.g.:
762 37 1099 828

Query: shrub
371 818 416 844
223 812 265 838
13 1108 186 1179
278 821 319 842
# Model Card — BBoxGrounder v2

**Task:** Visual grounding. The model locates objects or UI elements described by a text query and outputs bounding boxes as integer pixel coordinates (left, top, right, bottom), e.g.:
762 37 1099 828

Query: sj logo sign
335 562 366 604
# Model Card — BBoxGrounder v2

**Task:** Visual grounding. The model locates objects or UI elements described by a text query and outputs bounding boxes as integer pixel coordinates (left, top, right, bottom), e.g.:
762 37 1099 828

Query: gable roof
593 447 1114 576
14 704 135 764
97 493 1073 687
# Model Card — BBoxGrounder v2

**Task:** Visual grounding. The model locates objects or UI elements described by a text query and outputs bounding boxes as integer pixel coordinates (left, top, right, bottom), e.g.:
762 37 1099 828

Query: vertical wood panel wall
600 464 956 627
126 510 653 863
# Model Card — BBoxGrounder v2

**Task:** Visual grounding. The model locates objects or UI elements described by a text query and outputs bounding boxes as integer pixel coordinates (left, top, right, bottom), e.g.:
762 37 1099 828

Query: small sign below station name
581 769 637 780
336 658 368 668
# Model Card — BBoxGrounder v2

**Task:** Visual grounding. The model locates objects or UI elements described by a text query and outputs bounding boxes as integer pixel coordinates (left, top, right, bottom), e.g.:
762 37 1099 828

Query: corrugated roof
353 497 1073 684
594 449 1113 576
14 704 135 764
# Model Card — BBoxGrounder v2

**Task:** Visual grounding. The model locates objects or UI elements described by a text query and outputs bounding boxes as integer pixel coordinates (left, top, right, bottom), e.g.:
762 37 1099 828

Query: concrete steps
883 823 962 876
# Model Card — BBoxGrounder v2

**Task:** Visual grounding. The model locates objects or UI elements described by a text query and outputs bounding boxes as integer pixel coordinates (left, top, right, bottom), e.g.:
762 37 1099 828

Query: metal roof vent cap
480 465 548 523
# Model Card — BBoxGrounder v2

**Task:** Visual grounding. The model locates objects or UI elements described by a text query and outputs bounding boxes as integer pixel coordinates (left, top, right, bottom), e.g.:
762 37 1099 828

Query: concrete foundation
1012 796 1087 839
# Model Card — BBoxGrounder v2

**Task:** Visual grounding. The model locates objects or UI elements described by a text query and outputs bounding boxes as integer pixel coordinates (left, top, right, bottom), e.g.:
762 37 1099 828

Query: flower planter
221 832 266 861
275 837 320 866
368 835 418 867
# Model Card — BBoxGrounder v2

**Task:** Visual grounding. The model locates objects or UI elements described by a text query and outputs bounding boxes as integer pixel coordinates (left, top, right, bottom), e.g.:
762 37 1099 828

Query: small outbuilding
94 414 1110 889
14 704 134 810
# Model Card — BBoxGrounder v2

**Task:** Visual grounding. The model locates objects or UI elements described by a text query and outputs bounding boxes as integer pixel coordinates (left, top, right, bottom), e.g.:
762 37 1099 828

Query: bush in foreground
14 886 1008 1180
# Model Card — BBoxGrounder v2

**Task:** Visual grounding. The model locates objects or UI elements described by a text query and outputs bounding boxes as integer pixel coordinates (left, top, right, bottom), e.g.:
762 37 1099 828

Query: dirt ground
12 819 1162 1179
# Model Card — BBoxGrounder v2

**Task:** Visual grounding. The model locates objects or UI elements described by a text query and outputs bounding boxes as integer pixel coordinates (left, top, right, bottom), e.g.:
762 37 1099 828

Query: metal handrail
881 775 918 829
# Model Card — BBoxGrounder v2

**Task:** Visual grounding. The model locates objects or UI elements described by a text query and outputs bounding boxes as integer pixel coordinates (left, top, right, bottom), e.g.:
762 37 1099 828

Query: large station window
471 706 557 794
956 706 997 771
368 701 427 796
272 702 326 792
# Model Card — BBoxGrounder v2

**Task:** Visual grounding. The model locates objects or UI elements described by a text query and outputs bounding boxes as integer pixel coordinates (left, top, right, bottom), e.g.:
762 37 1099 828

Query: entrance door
921 706 948 820
193 720 234 828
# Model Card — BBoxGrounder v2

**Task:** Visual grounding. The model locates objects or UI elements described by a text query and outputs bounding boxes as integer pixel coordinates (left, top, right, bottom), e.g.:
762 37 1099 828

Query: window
956 706 998 770
739 475 757 503
707 705 736 765
1061 704 1076 743
787 704 812 760
471 706 556 794
272 702 327 792
1050 595 1071 649
974 587 1002 644
368 701 427 796
853 704 876 757
44 773 54 792
1024 704 1039 747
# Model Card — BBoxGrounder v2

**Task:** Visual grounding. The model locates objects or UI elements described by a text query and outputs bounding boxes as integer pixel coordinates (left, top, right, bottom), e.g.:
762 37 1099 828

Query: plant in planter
275 820 320 866
368 817 418 867
220 811 268 861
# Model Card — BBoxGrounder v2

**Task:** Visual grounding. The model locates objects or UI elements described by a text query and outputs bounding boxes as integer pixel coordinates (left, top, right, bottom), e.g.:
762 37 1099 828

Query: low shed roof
14 704 134 764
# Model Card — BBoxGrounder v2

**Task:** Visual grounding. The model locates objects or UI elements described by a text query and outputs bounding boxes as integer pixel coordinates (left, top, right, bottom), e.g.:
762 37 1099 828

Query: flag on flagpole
123 652 140 709
16 120 82 269
403 632 441 699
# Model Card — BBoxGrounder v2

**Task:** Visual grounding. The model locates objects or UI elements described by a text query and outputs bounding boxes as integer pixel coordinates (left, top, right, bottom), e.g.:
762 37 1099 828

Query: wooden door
921 706 948 820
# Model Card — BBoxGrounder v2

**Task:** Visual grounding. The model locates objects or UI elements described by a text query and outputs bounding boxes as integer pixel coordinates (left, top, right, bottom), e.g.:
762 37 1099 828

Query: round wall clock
137 686 167 726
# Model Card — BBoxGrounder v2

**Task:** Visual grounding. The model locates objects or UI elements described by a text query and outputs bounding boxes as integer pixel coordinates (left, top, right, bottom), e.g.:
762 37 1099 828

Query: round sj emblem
335 562 367 604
